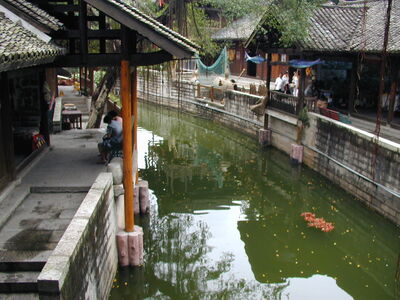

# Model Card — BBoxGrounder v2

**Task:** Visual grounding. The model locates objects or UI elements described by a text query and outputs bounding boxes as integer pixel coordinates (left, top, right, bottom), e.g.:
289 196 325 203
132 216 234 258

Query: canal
110 102 400 300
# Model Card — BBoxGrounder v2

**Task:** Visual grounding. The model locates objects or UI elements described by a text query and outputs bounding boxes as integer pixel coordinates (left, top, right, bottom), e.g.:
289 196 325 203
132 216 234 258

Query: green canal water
110 102 400 300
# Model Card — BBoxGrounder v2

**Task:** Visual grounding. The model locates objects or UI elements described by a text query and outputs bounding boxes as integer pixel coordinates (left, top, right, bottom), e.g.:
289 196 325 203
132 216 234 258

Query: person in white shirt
275 73 283 91
281 71 289 93
292 71 299 97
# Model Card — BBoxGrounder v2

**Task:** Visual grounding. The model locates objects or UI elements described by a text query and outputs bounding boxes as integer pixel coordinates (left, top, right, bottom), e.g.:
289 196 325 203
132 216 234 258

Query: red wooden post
121 60 134 232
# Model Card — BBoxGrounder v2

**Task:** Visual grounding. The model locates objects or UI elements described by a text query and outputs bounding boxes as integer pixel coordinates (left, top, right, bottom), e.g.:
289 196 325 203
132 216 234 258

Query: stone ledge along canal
110 102 400 300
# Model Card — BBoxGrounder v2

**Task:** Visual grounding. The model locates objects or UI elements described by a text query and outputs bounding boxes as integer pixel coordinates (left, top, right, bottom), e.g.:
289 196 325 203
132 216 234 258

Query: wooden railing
268 91 318 116
269 91 299 115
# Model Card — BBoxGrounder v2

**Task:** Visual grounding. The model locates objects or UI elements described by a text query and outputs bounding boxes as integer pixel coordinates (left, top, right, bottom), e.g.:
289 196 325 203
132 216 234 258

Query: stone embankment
137 69 400 225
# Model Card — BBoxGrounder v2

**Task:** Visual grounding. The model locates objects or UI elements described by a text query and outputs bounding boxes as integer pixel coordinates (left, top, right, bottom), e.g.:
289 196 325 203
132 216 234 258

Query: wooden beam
388 66 399 124
52 29 121 39
84 0 194 59
99 12 106 53
348 58 358 113
0 0 52 33
297 68 306 114
121 60 134 232
121 26 130 59
0 72 15 181
264 53 272 129
52 50 173 67
51 4 79 13
79 0 88 62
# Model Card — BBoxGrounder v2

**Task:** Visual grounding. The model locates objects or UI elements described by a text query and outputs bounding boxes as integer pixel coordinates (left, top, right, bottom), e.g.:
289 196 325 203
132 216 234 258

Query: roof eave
84 0 198 59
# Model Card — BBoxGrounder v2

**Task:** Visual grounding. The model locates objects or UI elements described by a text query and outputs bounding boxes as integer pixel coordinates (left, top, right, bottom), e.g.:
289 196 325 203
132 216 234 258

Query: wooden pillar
264 53 272 129
88 68 94 96
121 60 134 232
79 0 87 95
296 68 306 114
388 62 399 124
348 57 358 114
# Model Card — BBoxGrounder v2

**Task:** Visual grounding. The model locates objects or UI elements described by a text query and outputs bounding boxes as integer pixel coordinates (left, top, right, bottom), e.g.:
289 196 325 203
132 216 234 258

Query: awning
289 59 323 68
245 52 267 64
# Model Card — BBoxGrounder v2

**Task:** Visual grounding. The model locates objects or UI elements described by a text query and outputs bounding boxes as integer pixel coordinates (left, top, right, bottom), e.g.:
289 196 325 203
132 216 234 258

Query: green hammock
196 47 229 85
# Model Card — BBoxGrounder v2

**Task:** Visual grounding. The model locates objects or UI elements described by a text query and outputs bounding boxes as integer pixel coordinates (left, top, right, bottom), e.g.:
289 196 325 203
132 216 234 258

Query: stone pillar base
117 226 144 267
258 129 271 147
291 144 304 164
138 180 150 214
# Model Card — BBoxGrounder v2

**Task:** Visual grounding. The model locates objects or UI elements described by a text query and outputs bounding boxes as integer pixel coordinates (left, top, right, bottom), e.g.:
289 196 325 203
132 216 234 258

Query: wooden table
62 110 82 129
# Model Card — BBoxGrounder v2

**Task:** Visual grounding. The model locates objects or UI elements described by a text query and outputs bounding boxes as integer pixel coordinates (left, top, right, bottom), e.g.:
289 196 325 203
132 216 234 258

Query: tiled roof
249 0 400 54
301 0 400 53
341 0 400 53
212 16 261 41
94 0 200 55
0 12 64 71
2 0 63 31
298 6 363 52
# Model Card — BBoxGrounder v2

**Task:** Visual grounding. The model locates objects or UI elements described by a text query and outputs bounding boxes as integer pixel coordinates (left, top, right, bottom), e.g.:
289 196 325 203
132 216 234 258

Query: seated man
98 114 123 163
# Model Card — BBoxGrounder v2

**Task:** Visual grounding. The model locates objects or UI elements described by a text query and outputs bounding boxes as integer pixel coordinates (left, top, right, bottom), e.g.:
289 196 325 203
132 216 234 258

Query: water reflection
110 102 400 300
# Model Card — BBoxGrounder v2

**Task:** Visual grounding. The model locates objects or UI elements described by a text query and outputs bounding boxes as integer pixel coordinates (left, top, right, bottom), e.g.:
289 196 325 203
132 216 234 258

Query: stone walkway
0 92 106 298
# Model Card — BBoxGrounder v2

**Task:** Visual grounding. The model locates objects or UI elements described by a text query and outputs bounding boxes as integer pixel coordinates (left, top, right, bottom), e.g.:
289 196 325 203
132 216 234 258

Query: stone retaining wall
37 173 118 299
138 70 400 225
303 115 400 224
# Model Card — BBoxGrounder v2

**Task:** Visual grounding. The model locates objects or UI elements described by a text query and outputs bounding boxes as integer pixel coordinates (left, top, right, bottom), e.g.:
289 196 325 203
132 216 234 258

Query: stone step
0 293 38 299
0 185 30 230
0 251 51 272
0 271 39 293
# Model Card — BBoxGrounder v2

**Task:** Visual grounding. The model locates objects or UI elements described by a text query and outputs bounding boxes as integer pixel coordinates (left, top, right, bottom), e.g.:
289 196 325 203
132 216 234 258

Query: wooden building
0 0 199 194
246 0 400 126
0 0 65 190
212 15 288 80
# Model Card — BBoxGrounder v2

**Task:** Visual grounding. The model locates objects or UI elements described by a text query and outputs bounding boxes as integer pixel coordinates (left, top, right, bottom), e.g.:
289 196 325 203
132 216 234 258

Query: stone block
113 184 124 198
74 189 103 219
116 195 125 230
290 144 303 164
107 158 124 185
116 231 129 267
37 255 70 294
138 181 150 215
91 173 113 192
134 185 140 215
52 218 88 257
258 129 271 147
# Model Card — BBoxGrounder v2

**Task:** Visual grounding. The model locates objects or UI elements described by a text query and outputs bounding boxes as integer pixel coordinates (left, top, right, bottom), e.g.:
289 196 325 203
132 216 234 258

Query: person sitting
108 110 123 124
305 81 319 97
98 114 123 163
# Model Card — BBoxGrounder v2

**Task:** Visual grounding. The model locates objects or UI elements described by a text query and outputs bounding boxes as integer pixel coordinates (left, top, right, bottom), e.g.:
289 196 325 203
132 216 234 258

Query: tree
202 0 326 47
86 67 118 128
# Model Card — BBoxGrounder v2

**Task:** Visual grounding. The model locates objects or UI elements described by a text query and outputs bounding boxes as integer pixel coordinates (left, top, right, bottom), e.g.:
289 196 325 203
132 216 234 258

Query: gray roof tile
0 13 64 71
2 0 63 31
212 16 262 41
103 0 200 54
301 0 400 53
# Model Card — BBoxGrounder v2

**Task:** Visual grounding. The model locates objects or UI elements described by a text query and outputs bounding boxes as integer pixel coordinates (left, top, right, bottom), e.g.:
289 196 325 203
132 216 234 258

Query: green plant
298 106 310 127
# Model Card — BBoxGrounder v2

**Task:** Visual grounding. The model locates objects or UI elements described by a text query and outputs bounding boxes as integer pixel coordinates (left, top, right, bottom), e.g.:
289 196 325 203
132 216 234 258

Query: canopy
245 52 267 64
289 59 323 68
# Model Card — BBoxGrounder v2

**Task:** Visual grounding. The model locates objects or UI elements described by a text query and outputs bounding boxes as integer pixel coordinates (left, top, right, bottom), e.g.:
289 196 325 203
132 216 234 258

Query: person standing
282 71 289 93
292 71 299 97
275 73 283 91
